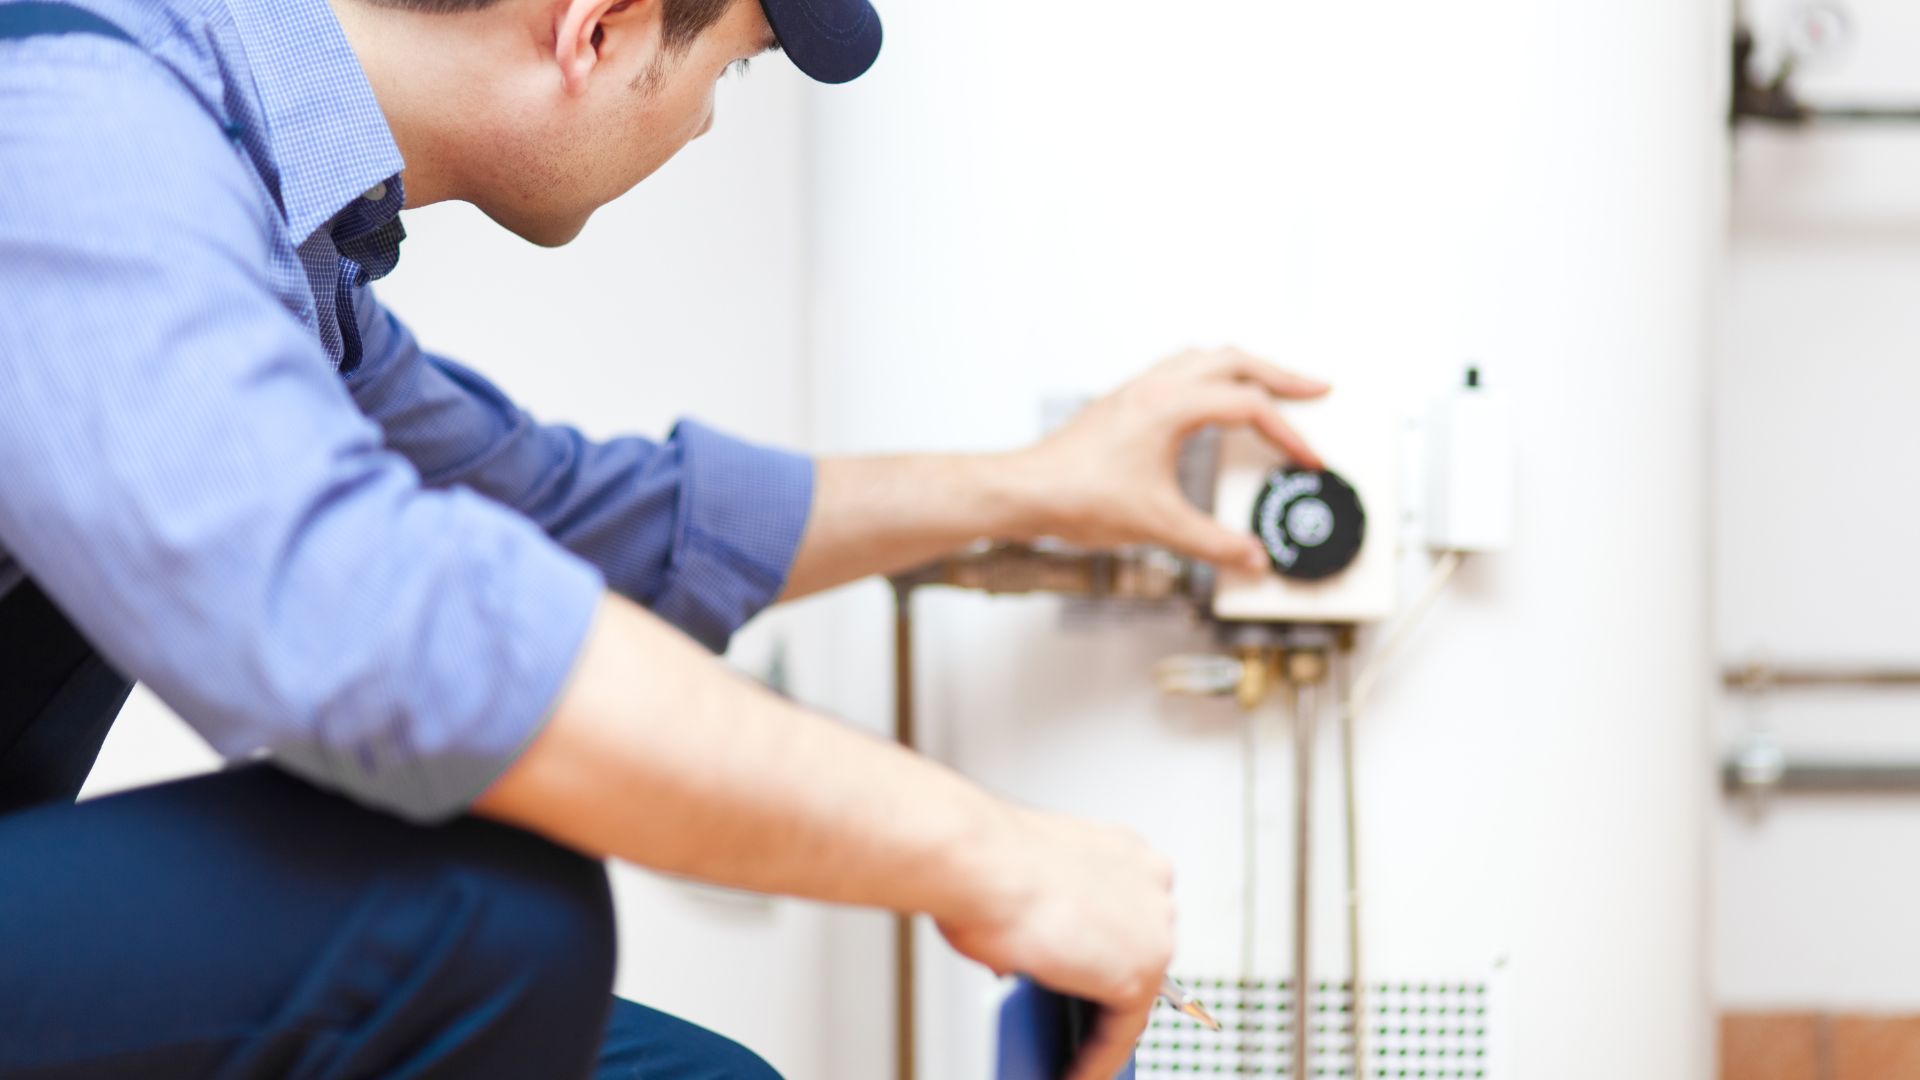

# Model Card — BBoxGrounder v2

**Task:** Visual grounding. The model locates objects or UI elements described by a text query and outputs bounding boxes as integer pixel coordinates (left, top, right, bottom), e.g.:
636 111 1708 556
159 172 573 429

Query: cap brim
761 0 882 85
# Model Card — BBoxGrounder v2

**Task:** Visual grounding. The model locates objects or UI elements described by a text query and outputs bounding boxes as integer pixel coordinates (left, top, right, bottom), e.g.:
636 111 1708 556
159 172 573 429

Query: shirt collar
223 0 404 246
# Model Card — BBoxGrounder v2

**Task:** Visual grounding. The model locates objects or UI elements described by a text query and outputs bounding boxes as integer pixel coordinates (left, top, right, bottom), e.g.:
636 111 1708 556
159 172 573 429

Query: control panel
1210 394 1398 624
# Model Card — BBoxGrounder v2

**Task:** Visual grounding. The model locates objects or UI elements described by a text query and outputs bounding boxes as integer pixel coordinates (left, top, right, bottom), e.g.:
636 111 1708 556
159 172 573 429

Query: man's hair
362 0 735 51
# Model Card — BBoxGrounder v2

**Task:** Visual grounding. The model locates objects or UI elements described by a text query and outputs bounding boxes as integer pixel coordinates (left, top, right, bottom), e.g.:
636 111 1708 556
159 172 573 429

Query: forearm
780 452 1051 600
347 309 813 652
473 590 1027 920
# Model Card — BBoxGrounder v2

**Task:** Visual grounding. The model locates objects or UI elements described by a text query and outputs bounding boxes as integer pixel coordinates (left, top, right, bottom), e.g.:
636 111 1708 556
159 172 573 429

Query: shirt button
362 182 388 202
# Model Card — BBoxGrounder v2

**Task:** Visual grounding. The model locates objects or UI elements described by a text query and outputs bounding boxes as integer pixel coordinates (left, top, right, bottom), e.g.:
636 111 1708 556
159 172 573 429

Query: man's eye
727 58 752 78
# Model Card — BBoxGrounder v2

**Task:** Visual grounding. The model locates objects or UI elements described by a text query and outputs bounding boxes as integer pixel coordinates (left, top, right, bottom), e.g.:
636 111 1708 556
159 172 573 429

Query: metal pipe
1337 665 1365 1080
894 542 1188 601
891 583 917 1080
1800 107 1920 124
1723 758 1920 796
1240 695 1260 1075
1740 105 1920 126
883 544 1192 1080
1724 664 1920 692
1290 661 1320 1076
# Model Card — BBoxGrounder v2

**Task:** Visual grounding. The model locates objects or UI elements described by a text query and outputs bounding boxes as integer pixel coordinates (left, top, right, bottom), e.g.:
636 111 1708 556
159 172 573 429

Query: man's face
475 0 777 246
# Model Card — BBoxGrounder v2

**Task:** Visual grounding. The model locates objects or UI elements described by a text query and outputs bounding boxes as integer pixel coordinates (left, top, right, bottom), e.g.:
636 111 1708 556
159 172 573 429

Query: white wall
806 2 1726 1078
80 61 833 1079
1715 0 1920 1010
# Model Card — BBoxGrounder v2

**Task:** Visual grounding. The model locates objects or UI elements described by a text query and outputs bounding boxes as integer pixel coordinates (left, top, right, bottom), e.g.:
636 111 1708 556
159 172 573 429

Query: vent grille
1138 978 1492 1078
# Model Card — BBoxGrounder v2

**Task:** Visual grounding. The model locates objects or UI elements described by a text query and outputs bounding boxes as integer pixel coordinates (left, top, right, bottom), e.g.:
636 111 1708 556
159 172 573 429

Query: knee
451 836 617 1003
600 999 786 1079
708 1040 783 1080
413 830 617 1069
672 1029 782 1080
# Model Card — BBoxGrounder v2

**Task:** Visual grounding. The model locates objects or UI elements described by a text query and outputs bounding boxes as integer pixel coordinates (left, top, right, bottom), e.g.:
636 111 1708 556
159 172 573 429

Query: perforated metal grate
1137 978 1492 1078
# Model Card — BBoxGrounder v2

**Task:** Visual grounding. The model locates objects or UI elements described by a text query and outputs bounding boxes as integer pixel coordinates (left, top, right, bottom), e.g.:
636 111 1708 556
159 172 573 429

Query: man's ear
554 0 660 96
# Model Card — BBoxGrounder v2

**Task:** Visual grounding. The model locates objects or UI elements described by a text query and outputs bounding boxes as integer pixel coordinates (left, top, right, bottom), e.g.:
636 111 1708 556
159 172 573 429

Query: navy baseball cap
758 0 882 84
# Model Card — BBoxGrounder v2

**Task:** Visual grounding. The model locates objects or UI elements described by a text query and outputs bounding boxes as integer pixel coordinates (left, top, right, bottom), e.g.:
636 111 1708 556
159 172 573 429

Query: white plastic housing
1210 395 1398 624
1426 377 1516 552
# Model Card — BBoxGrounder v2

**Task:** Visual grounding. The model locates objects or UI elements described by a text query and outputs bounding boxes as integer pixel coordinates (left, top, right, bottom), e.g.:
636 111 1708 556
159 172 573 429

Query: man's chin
485 206 594 249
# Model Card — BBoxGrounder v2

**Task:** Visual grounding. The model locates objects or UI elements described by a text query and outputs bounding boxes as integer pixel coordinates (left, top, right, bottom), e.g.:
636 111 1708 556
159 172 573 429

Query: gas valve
1155 647 1275 710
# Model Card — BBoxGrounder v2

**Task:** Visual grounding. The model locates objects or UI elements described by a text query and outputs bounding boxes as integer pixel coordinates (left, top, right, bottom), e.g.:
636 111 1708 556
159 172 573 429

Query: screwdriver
1160 975 1222 1031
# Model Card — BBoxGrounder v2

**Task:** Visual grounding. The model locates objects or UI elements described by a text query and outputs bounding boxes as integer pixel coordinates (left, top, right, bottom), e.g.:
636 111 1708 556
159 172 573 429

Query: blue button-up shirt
0 0 814 820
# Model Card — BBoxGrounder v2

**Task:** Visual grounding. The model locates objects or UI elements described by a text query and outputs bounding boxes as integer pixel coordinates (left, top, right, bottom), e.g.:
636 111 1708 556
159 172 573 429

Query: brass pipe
1724 664 1920 692
1337 657 1366 1080
1236 646 1271 1076
1723 758 1920 796
1284 649 1328 1080
891 584 917 1080
882 543 1190 1080
893 543 1187 601
1235 646 1269 712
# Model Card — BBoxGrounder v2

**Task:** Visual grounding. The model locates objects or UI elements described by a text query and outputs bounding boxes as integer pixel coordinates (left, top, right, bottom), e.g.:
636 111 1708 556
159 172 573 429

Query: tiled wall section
1723 1013 1920 1080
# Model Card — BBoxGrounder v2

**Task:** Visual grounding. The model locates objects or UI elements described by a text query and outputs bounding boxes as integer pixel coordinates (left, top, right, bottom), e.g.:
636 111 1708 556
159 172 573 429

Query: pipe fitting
1287 648 1329 686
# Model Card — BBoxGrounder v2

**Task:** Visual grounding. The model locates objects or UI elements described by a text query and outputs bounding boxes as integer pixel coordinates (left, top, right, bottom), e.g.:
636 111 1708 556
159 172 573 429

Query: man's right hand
939 809 1177 1080
475 594 1175 1078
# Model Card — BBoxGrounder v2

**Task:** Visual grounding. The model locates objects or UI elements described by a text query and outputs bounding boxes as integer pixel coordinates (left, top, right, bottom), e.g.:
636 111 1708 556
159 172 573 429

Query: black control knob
1251 468 1367 581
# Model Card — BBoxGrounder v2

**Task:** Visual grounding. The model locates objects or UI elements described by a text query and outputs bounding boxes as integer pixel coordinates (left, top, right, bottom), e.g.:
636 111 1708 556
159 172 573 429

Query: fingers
1242 403 1321 470
1206 347 1331 400
1175 384 1325 470
1157 497 1268 574
1150 851 1175 891
1067 1003 1155 1080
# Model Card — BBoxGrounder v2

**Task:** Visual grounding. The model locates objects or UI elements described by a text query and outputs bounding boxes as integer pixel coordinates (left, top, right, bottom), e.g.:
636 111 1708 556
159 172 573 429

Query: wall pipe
1724 758 1920 797
887 544 1192 1080
891 583 918 1080
1288 665 1317 1080
1723 664 1920 692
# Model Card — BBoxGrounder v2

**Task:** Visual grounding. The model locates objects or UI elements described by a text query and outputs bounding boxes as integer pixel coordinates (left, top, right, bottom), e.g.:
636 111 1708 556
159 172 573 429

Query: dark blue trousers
0 584 782 1080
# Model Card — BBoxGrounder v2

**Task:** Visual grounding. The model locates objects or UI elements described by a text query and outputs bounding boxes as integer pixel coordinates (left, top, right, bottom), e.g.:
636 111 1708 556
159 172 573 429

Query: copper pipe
893 543 1187 601
882 543 1189 1080
1724 664 1920 692
1723 759 1920 795
1337 657 1366 1078
891 583 917 1080
1290 677 1313 1080
1285 652 1328 1080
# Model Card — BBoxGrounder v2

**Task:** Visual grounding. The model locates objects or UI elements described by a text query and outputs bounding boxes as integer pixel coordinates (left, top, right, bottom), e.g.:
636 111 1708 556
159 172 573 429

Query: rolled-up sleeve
347 297 814 653
0 41 602 821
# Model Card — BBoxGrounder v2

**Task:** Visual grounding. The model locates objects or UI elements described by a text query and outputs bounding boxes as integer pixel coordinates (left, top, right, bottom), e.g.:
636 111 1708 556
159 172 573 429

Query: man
0 0 1329 1075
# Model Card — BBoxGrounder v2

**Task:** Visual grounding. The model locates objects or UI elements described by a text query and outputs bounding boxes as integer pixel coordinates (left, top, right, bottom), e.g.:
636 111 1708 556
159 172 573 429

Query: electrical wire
1241 698 1260 1072
1349 551 1465 715
1337 655 1364 1079
1340 549 1466 1080
1291 674 1317 1080
1243 697 1259 983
